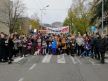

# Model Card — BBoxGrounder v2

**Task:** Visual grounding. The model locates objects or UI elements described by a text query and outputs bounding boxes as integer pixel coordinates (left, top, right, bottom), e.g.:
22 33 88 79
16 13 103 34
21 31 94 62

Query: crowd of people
0 32 33 64
0 32 108 64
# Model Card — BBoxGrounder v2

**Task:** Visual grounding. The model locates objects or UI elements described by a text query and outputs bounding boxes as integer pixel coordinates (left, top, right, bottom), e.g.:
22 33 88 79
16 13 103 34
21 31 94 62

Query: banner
60 26 69 33
46 26 69 34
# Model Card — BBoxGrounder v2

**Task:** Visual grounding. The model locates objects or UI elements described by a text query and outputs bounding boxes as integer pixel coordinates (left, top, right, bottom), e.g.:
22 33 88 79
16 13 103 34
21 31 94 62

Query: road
0 54 108 81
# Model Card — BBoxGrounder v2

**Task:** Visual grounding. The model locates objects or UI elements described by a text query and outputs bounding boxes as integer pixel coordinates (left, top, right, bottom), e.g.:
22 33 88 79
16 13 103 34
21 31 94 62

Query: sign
91 26 96 32
45 26 69 34
34 29 37 33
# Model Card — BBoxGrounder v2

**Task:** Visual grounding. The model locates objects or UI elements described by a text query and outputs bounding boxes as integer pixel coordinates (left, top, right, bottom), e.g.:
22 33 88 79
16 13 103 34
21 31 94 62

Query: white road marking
75 57 82 64
29 64 36 71
42 55 52 63
46 55 52 63
14 57 24 62
42 55 49 63
18 78 24 81
70 56 77 64
105 59 108 63
89 59 100 65
57 54 66 64
89 59 95 65
105 54 108 57
28 56 36 62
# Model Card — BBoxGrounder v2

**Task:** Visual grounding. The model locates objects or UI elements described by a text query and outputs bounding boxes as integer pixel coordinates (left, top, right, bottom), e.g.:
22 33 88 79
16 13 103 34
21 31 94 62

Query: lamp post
102 0 104 34
40 5 49 29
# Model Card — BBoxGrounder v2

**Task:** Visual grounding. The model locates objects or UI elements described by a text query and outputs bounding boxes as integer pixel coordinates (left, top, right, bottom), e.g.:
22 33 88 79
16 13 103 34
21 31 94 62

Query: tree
91 0 108 24
29 19 40 30
29 13 40 30
63 18 70 26
0 0 25 33
63 0 93 34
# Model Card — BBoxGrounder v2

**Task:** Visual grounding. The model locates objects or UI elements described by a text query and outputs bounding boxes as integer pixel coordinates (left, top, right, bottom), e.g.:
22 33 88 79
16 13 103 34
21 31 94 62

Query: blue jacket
52 40 57 48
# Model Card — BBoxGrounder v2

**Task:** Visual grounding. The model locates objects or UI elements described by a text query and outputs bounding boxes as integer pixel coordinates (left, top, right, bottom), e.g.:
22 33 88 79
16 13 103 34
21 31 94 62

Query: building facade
0 0 10 34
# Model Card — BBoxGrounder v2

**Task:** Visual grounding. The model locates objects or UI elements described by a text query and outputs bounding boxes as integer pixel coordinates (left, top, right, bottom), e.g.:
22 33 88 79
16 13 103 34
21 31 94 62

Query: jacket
52 40 57 48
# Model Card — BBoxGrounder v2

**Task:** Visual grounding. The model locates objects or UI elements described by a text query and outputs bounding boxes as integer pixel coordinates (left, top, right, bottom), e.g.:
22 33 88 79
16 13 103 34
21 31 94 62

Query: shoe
97 58 100 60
8 61 12 64
71 54 74 57
0 59 2 62
101 62 105 64
80 56 84 58
10 59 14 61
101 60 105 64
2 60 8 62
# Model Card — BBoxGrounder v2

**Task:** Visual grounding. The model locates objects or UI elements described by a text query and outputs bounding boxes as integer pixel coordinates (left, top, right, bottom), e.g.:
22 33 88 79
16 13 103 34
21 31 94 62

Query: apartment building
0 0 10 34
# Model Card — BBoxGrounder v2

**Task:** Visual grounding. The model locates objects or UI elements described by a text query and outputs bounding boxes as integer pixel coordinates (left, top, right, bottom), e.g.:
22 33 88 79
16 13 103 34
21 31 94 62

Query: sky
22 0 72 24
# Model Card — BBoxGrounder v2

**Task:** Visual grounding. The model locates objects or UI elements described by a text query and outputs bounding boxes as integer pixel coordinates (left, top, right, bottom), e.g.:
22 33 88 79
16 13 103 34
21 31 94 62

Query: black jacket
92 37 107 53
0 38 6 47
99 37 108 53
93 37 101 49
0 38 6 57
8 38 14 49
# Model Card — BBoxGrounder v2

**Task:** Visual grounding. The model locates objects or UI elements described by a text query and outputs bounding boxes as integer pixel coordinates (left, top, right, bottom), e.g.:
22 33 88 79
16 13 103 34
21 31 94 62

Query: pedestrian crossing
41 54 100 65
42 55 52 63
70 56 77 64
57 54 66 64
12 54 108 65
13 57 24 63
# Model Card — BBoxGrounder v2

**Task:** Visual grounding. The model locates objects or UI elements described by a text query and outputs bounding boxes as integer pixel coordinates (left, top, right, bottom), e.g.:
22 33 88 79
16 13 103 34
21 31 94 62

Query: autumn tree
29 13 40 30
63 0 93 34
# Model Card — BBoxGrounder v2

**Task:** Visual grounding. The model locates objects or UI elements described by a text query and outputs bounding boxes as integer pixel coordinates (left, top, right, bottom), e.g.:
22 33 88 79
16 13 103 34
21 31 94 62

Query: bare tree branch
0 0 25 33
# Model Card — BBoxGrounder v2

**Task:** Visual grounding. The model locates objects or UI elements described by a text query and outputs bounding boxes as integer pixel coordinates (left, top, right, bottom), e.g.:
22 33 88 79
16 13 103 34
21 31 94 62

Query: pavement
0 54 108 81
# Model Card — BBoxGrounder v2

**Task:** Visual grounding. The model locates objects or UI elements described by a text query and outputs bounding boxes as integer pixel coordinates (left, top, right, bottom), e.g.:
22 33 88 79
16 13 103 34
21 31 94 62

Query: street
0 54 108 81
0 0 108 81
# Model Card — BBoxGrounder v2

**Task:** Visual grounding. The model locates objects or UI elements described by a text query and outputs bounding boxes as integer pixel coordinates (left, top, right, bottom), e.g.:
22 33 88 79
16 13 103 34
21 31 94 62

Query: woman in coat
8 34 14 64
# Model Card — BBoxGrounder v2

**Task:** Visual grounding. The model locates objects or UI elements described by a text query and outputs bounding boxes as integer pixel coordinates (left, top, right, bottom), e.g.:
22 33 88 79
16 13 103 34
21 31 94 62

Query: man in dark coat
92 33 108 64
105 35 108 51
93 34 101 60
0 33 7 62
99 34 108 64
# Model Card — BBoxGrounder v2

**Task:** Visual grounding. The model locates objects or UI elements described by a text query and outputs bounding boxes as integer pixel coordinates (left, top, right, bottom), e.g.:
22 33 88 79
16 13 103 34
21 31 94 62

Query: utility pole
40 5 49 30
102 0 104 34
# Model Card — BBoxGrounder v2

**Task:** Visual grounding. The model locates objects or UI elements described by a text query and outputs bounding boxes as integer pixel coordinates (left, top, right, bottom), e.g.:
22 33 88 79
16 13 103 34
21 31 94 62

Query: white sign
34 29 37 33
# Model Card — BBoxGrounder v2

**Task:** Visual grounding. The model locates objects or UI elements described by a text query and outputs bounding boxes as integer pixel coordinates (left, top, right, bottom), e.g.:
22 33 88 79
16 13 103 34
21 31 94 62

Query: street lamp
40 5 49 29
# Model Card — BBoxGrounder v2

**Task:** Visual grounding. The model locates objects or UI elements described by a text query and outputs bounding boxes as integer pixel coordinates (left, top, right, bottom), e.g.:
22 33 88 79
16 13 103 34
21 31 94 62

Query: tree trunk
9 25 14 34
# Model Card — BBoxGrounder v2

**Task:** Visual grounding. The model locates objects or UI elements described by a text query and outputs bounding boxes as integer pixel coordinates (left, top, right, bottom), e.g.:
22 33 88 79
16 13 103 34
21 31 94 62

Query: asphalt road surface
0 54 108 81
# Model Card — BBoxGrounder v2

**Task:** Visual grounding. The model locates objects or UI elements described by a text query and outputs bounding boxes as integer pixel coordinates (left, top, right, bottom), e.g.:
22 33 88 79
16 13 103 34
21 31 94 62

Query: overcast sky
22 0 72 24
